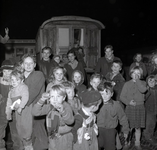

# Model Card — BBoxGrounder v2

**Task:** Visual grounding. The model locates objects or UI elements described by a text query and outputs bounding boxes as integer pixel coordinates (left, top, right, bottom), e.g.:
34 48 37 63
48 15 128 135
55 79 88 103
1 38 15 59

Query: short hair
97 81 114 93
104 45 113 51
10 69 24 81
62 81 75 89
48 84 66 97
53 55 60 59
133 53 143 62
146 75 156 84
129 66 143 78
90 73 103 82
41 46 52 53
67 49 76 57
112 60 123 68
21 53 36 63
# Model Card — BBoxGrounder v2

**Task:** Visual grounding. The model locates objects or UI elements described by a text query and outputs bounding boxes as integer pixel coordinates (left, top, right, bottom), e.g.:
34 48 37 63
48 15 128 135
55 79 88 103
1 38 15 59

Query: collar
103 99 114 105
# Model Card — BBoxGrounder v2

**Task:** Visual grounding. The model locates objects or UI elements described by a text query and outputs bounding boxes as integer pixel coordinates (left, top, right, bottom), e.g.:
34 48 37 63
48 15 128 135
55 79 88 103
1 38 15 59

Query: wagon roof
40 16 105 29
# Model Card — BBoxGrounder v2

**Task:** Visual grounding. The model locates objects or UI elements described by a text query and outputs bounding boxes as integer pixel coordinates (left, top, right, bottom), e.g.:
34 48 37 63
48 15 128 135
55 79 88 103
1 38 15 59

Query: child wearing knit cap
72 90 102 150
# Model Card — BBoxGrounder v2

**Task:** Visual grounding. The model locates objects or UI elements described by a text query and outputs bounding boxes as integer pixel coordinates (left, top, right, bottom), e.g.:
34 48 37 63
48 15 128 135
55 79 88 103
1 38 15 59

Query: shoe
122 144 130 150
24 144 33 150
134 145 142 150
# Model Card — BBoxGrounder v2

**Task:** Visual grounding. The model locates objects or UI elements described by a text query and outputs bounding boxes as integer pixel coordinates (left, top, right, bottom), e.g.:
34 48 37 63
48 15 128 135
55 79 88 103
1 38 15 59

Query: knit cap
0 60 14 70
79 90 102 105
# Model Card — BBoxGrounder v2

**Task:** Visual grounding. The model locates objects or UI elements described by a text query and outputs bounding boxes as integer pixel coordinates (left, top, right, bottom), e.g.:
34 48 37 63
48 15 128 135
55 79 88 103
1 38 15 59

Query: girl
71 70 86 96
46 66 67 92
5 69 33 150
120 66 147 150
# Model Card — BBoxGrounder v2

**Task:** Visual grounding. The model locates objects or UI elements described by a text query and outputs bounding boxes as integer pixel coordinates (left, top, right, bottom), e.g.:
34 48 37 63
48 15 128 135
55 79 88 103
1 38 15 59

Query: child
61 54 69 66
97 81 129 150
120 66 147 150
143 75 157 145
88 73 102 91
105 60 125 102
46 66 67 92
32 84 74 150
62 81 81 114
72 90 102 150
5 69 33 149
0 60 23 150
72 70 86 96
129 53 147 79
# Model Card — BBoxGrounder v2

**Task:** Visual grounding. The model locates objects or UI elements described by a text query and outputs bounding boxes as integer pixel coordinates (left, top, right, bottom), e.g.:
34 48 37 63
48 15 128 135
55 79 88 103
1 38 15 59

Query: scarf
46 108 60 138
68 60 78 69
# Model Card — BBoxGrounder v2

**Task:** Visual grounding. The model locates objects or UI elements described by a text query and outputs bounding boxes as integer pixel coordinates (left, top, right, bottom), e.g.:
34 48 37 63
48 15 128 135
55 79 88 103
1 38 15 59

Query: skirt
125 104 145 128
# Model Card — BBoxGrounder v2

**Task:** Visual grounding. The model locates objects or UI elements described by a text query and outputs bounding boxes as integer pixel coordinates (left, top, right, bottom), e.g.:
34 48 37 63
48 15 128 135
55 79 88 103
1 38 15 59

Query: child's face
148 78 156 88
73 72 81 84
3 69 12 81
100 89 113 103
54 68 64 82
90 77 101 90
49 90 65 106
54 57 60 64
111 63 121 74
66 88 75 100
131 69 141 80
10 75 22 88
42 49 51 60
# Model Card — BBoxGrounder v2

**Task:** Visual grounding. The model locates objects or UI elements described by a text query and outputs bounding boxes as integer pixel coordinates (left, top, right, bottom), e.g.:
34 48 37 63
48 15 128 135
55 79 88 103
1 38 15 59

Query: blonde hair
48 66 67 83
129 66 143 78
48 84 66 97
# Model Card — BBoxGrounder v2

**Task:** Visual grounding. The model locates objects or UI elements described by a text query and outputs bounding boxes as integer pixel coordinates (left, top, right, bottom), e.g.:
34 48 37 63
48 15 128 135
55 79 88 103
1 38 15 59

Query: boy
143 75 157 145
88 73 102 91
97 81 129 150
32 84 74 150
72 90 102 150
0 60 23 150
105 60 125 102
72 70 86 96
38 46 54 83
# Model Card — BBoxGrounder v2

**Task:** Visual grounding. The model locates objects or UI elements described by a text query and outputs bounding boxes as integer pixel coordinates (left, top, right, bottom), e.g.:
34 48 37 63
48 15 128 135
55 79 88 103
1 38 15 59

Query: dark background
1 0 157 65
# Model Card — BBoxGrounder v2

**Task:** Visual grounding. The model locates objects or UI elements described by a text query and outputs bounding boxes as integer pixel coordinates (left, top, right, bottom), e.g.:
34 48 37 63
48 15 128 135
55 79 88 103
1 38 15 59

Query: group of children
0 52 157 150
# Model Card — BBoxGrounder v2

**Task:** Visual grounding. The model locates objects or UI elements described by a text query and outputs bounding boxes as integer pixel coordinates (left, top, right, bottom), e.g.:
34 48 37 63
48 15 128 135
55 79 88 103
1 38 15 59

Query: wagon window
58 28 69 46
74 28 84 46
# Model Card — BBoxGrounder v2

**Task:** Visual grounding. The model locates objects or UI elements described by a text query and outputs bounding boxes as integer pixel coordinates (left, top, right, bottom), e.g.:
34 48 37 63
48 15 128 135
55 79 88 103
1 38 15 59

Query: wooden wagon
36 16 105 71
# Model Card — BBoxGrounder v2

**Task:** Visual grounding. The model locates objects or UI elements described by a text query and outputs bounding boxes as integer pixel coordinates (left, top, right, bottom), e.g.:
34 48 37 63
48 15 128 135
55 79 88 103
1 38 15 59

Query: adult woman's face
23 57 36 73
68 53 75 63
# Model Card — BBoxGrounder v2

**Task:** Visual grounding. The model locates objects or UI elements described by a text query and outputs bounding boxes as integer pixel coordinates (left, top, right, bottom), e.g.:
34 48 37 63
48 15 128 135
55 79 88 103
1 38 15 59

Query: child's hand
53 103 64 113
41 92 50 102
17 108 22 115
129 100 136 106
